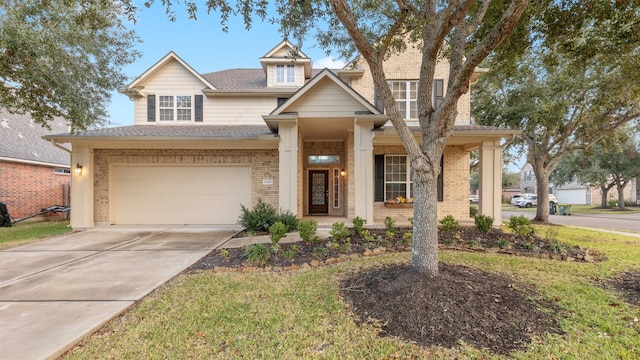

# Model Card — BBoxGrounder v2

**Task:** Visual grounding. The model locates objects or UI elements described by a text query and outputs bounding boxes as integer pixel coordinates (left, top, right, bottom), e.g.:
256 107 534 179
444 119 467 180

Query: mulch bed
186 226 626 356
607 271 640 308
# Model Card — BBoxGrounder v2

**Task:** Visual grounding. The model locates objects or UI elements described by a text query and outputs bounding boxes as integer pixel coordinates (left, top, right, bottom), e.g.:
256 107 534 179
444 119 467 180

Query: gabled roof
261 40 310 59
0 110 70 167
259 40 312 78
270 69 380 116
45 125 274 140
122 51 216 97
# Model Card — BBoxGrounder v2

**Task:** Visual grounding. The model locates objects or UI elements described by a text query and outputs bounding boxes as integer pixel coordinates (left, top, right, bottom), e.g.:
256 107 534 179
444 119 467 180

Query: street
502 210 640 234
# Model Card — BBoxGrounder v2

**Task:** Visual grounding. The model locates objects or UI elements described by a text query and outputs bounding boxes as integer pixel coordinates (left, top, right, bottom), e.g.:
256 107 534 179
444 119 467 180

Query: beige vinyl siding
284 77 369 117
205 97 277 125
134 60 207 124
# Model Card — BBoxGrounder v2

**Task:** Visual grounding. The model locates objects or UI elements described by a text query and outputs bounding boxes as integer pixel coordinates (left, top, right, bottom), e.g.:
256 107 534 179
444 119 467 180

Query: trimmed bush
276 210 298 232
330 222 350 242
507 215 535 237
474 214 494 234
469 206 478 218
352 216 366 235
245 243 270 266
298 219 318 243
238 199 277 232
269 222 287 245
439 215 460 232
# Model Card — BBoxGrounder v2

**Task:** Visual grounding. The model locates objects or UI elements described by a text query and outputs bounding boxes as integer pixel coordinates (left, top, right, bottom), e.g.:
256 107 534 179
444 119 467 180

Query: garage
556 188 588 205
111 165 251 225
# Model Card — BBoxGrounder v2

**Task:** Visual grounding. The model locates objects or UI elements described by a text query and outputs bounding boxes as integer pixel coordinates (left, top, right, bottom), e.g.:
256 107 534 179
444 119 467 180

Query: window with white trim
387 80 444 119
385 155 412 200
158 95 192 121
333 168 340 208
276 64 295 83
389 81 418 119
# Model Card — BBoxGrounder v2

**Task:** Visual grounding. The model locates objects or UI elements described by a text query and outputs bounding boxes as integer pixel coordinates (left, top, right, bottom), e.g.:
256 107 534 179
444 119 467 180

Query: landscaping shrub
330 222 350 242
608 199 618 208
352 216 366 235
439 215 460 232
298 219 318 243
384 216 395 236
269 222 287 245
469 205 478 218
474 214 494 234
245 243 270 266
238 199 277 232
507 215 536 237
276 210 298 231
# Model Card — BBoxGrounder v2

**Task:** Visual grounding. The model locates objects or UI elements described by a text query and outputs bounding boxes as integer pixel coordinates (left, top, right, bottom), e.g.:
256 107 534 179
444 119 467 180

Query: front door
309 170 329 214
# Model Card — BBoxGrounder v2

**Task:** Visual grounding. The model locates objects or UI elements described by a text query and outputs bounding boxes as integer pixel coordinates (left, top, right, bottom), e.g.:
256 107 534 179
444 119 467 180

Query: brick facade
92 149 278 224
0 161 70 220
372 145 469 224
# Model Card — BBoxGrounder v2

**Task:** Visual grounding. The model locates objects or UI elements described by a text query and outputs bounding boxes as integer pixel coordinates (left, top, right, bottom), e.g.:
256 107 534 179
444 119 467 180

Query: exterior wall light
340 169 346 176
74 163 83 175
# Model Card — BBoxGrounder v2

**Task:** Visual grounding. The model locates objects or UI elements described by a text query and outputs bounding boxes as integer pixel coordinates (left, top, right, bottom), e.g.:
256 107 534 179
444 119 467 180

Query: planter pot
384 203 413 209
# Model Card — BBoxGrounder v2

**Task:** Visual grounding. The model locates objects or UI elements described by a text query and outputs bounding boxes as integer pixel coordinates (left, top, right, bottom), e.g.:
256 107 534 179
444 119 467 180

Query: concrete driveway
0 227 237 360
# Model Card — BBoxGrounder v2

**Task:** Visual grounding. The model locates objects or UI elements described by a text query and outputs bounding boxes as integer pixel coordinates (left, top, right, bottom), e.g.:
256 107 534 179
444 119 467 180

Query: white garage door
112 165 251 225
557 189 587 204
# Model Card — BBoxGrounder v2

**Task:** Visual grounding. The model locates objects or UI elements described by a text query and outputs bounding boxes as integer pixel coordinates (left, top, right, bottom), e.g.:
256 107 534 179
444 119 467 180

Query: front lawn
0 220 71 249
63 225 640 359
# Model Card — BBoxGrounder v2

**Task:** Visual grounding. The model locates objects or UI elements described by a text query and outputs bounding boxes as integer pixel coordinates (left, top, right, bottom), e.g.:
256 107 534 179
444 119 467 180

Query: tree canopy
0 0 140 130
472 0 640 222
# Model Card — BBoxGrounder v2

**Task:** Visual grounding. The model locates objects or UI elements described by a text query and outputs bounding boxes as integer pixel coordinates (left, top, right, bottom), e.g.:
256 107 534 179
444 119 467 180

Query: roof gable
124 52 215 95
261 40 310 59
271 69 380 116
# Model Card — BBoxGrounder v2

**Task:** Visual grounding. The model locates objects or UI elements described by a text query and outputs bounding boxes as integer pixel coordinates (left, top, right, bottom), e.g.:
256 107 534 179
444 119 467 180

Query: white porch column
70 144 94 229
278 122 298 214
479 139 502 224
354 117 374 224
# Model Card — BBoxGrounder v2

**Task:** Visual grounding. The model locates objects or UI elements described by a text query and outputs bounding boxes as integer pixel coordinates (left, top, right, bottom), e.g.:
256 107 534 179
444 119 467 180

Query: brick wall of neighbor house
590 183 632 206
92 149 279 224
0 161 70 219
372 146 469 224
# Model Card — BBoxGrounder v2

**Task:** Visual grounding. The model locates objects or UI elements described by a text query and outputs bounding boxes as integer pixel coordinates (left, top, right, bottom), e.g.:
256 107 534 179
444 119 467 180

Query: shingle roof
47 125 274 139
0 110 70 166
379 124 520 133
202 69 325 91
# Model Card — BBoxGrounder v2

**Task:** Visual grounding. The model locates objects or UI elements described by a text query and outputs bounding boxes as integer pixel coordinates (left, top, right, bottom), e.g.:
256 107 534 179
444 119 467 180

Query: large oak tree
0 0 140 130
473 0 640 223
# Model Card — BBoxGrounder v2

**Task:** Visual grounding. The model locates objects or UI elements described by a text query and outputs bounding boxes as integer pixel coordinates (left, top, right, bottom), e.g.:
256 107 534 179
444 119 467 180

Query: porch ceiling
300 117 353 141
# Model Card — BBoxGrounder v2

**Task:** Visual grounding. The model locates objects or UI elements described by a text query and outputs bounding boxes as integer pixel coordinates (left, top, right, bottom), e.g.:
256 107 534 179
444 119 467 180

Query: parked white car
510 193 533 206
516 194 559 208
516 195 537 208
469 195 479 203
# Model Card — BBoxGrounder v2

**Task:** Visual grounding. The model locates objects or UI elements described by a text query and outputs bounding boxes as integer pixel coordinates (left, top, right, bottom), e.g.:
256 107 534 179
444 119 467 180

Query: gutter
49 139 72 153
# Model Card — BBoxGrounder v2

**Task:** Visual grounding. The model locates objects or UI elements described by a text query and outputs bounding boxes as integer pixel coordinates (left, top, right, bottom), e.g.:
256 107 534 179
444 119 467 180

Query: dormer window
276 64 295 83
159 95 192 121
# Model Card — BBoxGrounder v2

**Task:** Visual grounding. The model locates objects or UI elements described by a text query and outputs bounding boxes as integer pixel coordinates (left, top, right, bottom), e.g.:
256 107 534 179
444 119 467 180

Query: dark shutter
437 155 444 202
374 87 383 113
375 155 385 201
194 95 203 122
434 80 444 109
147 95 156 122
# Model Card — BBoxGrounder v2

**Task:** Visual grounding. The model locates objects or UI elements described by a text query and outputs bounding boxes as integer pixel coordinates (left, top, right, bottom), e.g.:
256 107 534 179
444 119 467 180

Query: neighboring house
0 111 70 220
46 41 519 229
519 163 634 205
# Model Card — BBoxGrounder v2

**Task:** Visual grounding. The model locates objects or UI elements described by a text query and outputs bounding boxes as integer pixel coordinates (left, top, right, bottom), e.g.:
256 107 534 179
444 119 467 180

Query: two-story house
46 41 518 229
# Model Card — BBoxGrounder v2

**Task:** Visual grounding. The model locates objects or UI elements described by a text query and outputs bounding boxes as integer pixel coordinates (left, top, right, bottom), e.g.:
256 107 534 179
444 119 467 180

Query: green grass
503 203 640 215
0 221 71 249
64 225 640 359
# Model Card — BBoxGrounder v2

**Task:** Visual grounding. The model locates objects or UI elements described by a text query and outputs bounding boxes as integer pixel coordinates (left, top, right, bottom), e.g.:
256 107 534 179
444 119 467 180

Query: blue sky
107 2 344 126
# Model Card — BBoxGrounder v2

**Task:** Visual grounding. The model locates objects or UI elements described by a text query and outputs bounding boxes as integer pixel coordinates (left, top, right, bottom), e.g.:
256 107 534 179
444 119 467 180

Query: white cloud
313 56 346 69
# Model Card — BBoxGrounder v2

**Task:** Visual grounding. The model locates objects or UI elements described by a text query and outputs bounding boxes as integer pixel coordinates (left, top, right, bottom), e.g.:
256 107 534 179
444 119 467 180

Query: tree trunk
616 179 628 210
533 160 550 223
600 185 609 208
411 167 439 277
